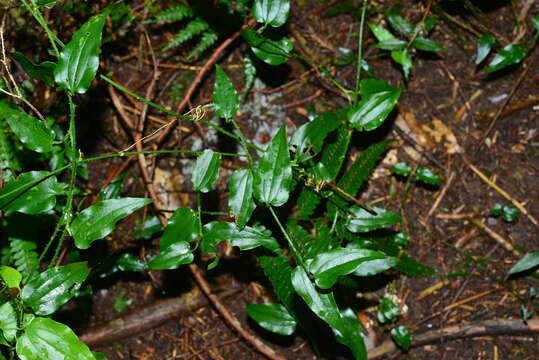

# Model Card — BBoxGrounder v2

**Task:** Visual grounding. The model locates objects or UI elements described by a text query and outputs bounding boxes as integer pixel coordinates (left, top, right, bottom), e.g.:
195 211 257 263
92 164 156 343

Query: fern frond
297 186 321 220
187 30 218 59
0 117 22 180
320 123 351 182
9 238 39 279
145 4 194 24
163 18 210 51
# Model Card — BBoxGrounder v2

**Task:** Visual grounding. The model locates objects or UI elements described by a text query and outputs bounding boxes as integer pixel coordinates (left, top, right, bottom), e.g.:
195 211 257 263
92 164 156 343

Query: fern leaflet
9 238 39 280
145 5 194 24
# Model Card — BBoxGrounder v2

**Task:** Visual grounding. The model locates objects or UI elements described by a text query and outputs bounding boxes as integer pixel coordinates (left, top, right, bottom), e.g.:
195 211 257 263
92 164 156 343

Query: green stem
268 206 306 270
22 0 63 57
230 118 256 168
354 0 369 106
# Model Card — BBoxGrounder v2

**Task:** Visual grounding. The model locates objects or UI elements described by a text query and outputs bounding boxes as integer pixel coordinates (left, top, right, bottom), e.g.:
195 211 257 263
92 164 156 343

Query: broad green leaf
377 296 399 323
348 79 400 131
0 171 60 215
375 39 407 51
412 37 445 52
98 173 124 200
392 162 411 176
485 44 526 73
3 107 53 153
346 206 401 233
213 65 239 120
369 25 396 42
353 257 399 277
396 253 437 277
475 33 496 64
16 317 95 360
147 242 193 270
492 204 520 223
253 0 290 27
247 303 297 335
391 49 412 79
22 262 90 316
0 302 17 342
134 216 163 240
71 198 153 249
309 248 389 289
391 325 412 350
290 109 343 162
0 266 22 289
415 167 441 185
423 17 438 33
338 308 368 360
228 169 256 228
387 12 414 36
203 221 280 255
508 252 539 275
191 149 221 193
10 52 55 85
254 125 292 207
241 29 293 66
54 13 106 94
160 207 200 250
116 253 147 272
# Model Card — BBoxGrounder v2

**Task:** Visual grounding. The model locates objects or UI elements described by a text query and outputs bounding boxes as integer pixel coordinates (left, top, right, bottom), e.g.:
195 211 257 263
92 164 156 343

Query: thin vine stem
268 206 307 270
22 0 63 57
354 0 369 106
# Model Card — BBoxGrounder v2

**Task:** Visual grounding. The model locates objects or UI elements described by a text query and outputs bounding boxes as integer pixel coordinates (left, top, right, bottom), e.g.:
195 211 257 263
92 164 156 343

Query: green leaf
501 205 520 223
9 52 55 85
259 255 296 315
98 173 124 200
387 12 414 36
134 216 163 240
241 29 293 66
375 39 407 51
22 262 90 316
0 302 17 342
412 37 445 52
54 13 106 94
392 162 411 176
228 169 256 228
415 167 441 185
290 109 343 162
247 303 297 335
369 25 396 42
309 248 389 289
191 149 221 193
508 252 539 275
0 266 22 289
485 44 526 73
4 105 54 153
254 125 292 206
396 253 437 277
253 0 290 27
534 14 539 32
0 171 60 215
391 49 412 80
321 122 351 181
16 317 95 360
475 33 496 64
113 291 132 313
213 65 239 120
71 198 153 249
160 207 200 250
348 79 400 131
353 257 399 277
116 253 147 272
391 325 412 350
346 206 401 233
9 238 39 278
147 242 193 270
377 296 399 323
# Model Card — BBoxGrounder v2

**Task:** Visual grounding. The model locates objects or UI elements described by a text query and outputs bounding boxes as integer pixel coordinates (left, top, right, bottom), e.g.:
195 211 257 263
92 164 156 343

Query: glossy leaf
147 242 193 270
392 162 411 176
353 257 399 277
16 317 95 360
116 253 147 272
98 173 124 200
391 325 412 350
289 109 343 162
396 253 437 277
213 65 239 120
377 296 399 323
0 302 17 342
54 13 106 94
228 169 256 228
348 79 400 131
202 221 280 255
134 216 163 240
309 248 389 289
485 44 526 73
508 252 539 275
22 262 90 316
0 171 61 215
253 0 290 27
10 52 55 85
338 308 368 360
412 37 445 52
346 205 401 233
160 207 200 250
247 303 297 335
375 39 407 51
3 106 54 153
475 33 496 64
71 198 153 249
387 12 414 36
254 125 292 207
415 167 441 185
491 204 520 223
191 149 221 193
391 49 412 79
241 29 293 66
0 266 22 289
369 25 396 42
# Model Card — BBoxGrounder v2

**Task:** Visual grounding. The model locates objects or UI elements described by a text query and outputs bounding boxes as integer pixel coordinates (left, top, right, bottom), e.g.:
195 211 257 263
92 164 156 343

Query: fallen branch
368 318 539 359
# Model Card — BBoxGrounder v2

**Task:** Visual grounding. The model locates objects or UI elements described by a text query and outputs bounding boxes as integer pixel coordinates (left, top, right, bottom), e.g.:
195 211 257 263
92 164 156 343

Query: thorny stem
354 0 369 106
